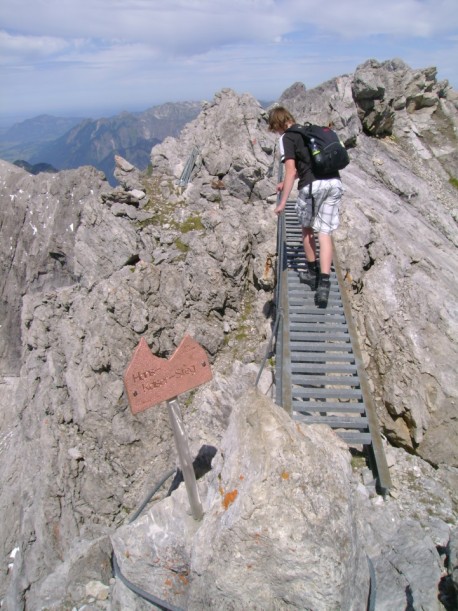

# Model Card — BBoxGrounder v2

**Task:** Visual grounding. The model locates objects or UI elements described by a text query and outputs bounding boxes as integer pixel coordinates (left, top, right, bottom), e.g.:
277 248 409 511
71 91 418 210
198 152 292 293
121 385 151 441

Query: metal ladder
178 147 200 187
275 198 392 494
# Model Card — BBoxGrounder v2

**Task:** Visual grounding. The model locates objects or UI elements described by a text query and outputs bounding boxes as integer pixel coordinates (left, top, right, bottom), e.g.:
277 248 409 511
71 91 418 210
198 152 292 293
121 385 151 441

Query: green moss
183 390 196 408
449 177 458 189
222 292 258 360
351 455 367 470
235 330 248 341
174 238 189 253
240 300 253 320
135 173 207 233
178 214 204 233
138 175 185 227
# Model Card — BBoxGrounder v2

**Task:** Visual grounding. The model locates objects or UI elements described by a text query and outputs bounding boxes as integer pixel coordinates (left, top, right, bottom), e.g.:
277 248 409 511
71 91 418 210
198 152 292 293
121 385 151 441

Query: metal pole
167 397 204 520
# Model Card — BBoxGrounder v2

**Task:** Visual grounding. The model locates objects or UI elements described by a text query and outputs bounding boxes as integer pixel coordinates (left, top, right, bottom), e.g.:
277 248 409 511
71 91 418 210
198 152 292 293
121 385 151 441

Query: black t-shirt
280 124 339 190
280 126 315 190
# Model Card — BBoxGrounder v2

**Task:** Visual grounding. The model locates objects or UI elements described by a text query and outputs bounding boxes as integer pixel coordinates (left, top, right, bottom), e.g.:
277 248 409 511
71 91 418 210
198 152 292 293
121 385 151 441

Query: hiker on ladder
268 106 345 307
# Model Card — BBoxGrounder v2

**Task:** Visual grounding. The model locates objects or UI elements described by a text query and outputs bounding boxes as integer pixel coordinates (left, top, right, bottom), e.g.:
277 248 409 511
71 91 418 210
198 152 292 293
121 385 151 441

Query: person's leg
316 232 332 306
302 227 316 262
296 188 318 287
299 227 319 287
317 232 332 275
312 179 343 306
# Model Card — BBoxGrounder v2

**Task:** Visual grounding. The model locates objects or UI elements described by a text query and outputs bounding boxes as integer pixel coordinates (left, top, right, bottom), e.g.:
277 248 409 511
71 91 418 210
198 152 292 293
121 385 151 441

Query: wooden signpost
123 335 213 520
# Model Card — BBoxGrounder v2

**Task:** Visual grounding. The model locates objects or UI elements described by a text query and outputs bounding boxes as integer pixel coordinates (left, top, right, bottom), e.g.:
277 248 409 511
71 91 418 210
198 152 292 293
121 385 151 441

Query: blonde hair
268 106 296 132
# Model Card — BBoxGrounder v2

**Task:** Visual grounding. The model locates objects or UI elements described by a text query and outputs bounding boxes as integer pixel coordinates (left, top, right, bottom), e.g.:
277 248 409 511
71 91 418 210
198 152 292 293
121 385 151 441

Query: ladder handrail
256 158 292 412
332 243 392 495
274 208 293 414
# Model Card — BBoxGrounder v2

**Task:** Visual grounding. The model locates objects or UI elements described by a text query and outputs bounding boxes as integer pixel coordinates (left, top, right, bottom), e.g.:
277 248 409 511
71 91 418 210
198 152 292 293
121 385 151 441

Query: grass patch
174 238 189 253
235 330 248 341
137 176 186 228
178 214 204 233
136 175 206 233
223 293 257 358
351 454 367 470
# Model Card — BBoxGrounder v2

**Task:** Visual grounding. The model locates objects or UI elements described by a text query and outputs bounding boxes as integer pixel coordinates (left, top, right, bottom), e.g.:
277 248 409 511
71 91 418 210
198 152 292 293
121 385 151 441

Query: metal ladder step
291 353 356 362
290 334 350 343
336 431 373 445
292 401 366 413
275 198 392 493
292 415 369 429
293 388 364 399
290 342 353 352
292 363 358 373
292 374 360 386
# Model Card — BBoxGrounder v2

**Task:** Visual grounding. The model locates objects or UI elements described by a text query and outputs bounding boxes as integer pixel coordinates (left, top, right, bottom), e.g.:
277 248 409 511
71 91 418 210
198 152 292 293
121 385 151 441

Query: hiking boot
299 266 318 289
315 277 331 307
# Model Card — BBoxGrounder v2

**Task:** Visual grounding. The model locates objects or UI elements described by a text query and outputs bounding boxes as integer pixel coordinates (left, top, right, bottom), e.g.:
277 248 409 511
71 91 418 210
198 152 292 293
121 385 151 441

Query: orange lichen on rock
222 489 238 510
281 471 290 480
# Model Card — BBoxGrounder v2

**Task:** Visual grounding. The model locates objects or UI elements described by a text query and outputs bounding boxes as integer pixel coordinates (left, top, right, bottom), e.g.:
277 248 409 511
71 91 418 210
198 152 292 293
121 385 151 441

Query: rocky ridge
0 58 457 609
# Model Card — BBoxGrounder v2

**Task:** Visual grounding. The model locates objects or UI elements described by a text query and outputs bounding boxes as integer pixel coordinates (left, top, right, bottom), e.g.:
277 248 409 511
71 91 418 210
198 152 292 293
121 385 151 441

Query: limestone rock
334 132 458 465
114 154 143 191
151 88 277 203
112 389 370 610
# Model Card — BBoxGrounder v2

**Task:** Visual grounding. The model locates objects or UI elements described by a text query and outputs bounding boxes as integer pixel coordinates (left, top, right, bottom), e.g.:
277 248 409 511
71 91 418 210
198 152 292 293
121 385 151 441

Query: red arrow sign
123 335 213 414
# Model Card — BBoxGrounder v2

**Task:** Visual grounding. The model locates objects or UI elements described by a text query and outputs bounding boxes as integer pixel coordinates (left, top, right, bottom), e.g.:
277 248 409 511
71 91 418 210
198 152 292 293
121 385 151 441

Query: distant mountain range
0 102 202 184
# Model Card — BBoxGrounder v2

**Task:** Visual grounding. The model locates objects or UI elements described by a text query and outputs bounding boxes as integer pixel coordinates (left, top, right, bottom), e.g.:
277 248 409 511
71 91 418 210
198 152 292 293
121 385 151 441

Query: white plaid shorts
295 178 343 234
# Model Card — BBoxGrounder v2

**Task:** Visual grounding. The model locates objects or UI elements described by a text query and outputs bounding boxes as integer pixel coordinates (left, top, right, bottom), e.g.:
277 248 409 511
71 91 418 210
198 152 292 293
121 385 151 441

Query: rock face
112 388 370 611
0 58 457 609
0 90 277 609
339 60 457 467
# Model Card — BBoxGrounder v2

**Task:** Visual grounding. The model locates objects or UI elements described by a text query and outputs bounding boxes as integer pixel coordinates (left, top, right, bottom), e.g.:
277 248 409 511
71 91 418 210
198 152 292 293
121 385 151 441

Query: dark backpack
286 123 350 176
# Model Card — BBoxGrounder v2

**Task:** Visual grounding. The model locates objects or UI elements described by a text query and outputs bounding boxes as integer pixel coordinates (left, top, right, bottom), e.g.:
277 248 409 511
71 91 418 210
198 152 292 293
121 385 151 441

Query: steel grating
275 200 392 494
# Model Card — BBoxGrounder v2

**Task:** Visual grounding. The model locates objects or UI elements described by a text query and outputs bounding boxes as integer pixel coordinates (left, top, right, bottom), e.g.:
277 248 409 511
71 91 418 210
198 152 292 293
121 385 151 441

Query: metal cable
112 469 185 611
128 468 177 523
113 553 184 611
367 555 377 611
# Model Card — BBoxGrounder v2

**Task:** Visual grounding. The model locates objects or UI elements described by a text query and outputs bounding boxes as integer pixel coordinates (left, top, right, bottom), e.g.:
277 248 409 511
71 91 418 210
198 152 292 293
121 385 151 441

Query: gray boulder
112 388 370 611
151 88 276 203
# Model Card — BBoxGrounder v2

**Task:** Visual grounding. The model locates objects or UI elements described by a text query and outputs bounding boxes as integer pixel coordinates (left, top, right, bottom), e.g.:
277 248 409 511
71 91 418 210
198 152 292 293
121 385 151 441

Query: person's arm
274 158 297 215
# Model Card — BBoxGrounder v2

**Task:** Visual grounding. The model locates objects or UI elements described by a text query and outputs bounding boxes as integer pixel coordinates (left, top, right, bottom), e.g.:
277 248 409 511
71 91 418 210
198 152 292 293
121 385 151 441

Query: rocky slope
0 58 457 610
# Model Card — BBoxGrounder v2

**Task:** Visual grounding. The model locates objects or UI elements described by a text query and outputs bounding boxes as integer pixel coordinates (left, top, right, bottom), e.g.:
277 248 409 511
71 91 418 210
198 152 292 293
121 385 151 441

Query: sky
1 0 457 125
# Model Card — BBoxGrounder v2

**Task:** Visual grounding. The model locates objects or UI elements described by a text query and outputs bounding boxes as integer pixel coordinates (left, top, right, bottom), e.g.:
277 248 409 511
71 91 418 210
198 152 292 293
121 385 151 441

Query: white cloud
286 0 458 38
1 1 456 44
0 0 456 119
0 30 71 63
0 1 287 52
